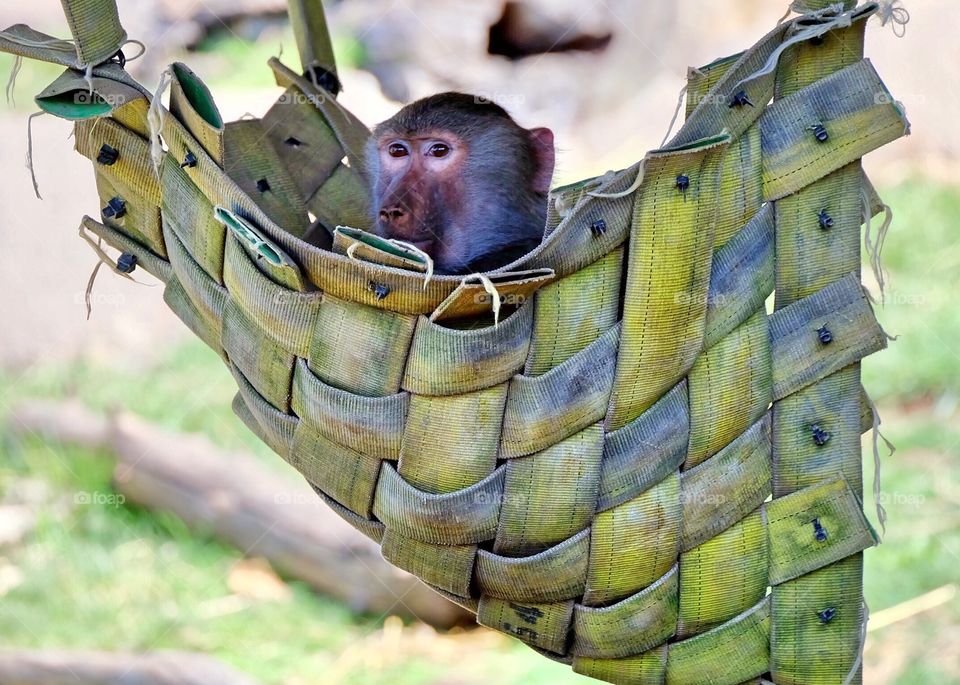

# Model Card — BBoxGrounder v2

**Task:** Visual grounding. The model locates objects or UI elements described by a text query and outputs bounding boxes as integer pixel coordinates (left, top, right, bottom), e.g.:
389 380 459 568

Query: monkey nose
379 207 406 223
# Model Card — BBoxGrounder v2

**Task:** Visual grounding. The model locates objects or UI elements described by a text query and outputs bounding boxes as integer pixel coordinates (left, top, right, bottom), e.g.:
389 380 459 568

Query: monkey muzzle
376 204 440 254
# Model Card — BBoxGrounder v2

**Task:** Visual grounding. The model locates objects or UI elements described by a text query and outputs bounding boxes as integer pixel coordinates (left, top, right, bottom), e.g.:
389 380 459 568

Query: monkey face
367 93 556 275
372 129 468 258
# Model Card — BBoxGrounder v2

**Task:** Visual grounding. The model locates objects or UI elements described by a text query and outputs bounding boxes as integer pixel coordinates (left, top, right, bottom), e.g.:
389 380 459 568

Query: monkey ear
528 127 556 195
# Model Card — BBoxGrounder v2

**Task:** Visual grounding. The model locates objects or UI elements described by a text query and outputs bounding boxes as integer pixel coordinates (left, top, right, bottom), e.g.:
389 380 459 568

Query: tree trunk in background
8 401 470 629
0 650 262 685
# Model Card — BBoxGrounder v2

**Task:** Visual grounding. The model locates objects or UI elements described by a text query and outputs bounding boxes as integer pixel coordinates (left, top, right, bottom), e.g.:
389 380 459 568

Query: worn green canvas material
2 1 909 683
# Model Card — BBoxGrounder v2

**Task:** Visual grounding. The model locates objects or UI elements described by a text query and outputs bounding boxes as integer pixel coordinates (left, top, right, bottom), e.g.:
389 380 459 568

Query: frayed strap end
147 68 173 175
389 239 435 291
588 158 648 200
865 393 895 538
466 273 502 328
5 54 23 107
84 259 104 320
26 111 47 200
878 0 910 37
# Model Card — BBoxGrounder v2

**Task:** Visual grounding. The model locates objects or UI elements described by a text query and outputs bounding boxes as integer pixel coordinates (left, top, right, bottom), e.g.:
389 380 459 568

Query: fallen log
7 400 469 628
0 650 261 685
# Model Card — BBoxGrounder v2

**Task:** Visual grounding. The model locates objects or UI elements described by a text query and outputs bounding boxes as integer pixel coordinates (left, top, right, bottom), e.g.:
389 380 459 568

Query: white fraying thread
147 67 173 176
661 81 689 148
25 111 46 199
389 239 434 290
864 393 894 537
83 62 93 96
729 4 855 98
5 54 23 107
346 238 435 290
554 193 573 219
587 157 648 200
345 240 362 261
85 116 103 152
121 39 147 63
78 223 144 285
660 66 704 146
861 186 894 301
878 0 910 37
84 253 104 320
467 273 502 328
841 599 870 685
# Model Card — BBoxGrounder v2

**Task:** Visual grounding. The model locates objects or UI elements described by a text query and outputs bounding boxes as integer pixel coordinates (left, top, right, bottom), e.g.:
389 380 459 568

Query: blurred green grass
1 179 958 685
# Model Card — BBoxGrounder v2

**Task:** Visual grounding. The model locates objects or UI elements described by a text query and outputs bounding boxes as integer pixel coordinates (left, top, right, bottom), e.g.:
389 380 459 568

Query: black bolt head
370 282 390 300
818 209 835 231
117 252 138 274
256 178 271 193
812 518 829 542
590 219 608 237
284 136 303 148
730 90 754 108
96 144 120 166
305 65 342 96
818 607 837 624
676 174 690 192
812 124 829 142
102 197 127 220
817 325 833 345
811 424 832 447
180 151 197 168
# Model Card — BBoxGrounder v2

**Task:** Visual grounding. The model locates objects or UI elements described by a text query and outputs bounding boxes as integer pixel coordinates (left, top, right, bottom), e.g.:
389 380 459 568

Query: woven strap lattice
2 0 910 683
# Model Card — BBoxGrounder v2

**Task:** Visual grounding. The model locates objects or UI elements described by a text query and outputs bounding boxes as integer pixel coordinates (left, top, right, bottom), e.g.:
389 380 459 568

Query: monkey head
366 92 555 275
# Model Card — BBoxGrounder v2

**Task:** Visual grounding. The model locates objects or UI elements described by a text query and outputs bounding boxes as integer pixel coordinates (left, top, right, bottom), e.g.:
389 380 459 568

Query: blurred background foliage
0 1 958 684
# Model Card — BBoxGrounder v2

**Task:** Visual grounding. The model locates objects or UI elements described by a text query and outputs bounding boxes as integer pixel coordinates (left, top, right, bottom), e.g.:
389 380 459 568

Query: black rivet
818 607 837 624
730 90 754 108
811 424 832 447
284 136 303 148
111 47 127 68
116 252 138 274
370 282 390 300
817 325 833 345
590 219 607 237
811 123 829 143
256 178 271 192
676 174 690 193
96 144 119 166
304 65 342 96
102 197 126 219
818 209 834 230
180 151 197 168
812 517 829 542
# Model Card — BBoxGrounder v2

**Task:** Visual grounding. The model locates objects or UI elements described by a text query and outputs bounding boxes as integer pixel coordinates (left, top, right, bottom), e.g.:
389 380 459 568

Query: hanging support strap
286 0 341 95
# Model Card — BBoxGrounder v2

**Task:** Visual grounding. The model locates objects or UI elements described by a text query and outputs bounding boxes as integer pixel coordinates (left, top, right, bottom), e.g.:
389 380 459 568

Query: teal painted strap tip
214 206 287 268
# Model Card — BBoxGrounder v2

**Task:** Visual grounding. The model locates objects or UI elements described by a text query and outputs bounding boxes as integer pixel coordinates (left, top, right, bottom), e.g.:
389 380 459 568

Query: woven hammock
2 0 909 682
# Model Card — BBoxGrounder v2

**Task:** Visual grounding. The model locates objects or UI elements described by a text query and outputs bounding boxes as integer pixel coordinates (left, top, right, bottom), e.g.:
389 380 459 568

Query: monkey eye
387 143 409 158
428 143 451 158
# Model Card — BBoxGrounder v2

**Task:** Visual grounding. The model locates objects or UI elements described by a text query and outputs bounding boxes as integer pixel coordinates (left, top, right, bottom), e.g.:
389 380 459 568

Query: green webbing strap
286 0 339 88
59 0 126 67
